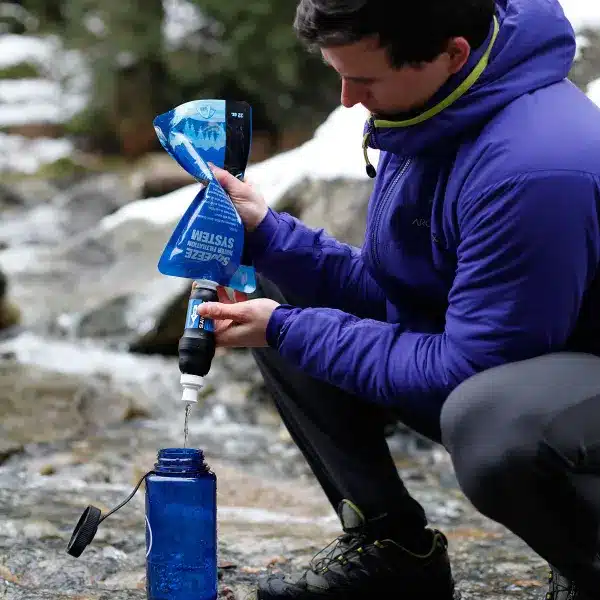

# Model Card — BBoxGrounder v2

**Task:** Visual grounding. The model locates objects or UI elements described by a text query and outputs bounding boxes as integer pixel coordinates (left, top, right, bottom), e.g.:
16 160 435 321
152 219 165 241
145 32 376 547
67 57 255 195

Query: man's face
321 36 469 117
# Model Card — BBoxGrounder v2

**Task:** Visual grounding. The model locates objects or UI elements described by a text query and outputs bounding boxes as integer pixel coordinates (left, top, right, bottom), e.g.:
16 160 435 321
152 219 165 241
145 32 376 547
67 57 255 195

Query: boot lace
546 568 578 600
309 532 372 573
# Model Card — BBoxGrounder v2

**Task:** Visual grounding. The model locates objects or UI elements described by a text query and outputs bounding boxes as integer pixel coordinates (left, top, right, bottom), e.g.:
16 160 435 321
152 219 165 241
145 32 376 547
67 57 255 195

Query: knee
440 369 496 456
440 369 535 516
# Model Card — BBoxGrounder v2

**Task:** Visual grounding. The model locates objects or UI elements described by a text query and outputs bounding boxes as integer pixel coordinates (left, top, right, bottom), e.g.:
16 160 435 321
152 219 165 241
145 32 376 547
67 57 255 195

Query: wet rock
0 359 141 448
0 331 183 425
0 269 21 334
570 29 600 90
0 207 190 346
129 152 196 199
276 178 372 247
52 174 136 237
0 182 26 209
5 178 60 209
0 174 135 249
0 384 552 600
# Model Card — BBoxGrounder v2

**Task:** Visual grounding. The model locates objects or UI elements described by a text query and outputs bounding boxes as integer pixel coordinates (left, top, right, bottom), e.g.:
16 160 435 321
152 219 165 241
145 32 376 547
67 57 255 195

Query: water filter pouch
154 99 256 293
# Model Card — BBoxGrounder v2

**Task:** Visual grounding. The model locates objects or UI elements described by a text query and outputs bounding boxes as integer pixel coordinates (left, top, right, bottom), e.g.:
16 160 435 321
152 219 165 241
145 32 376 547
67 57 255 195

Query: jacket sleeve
265 173 600 412
246 208 387 320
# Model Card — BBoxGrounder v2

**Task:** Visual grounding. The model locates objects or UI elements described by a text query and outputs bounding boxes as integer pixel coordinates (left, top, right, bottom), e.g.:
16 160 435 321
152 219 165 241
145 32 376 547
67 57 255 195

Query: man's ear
446 37 471 74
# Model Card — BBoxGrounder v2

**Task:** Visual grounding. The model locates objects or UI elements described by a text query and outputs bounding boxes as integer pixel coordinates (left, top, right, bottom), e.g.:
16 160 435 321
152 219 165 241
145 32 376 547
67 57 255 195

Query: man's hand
208 163 268 231
197 286 280 348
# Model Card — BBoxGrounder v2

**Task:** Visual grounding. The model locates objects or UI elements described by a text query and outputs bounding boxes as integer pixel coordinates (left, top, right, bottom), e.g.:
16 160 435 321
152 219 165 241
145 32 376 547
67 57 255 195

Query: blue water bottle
146 448 217 600
65 447 217 600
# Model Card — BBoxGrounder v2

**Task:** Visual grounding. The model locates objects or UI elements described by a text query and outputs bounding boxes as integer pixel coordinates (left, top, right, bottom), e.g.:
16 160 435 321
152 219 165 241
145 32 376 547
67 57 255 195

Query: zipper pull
362 129 377 178
363 117 377 179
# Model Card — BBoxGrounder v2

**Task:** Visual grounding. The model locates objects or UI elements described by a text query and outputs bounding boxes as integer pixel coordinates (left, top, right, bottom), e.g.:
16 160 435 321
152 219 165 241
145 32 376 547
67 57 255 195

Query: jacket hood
364 0 577 160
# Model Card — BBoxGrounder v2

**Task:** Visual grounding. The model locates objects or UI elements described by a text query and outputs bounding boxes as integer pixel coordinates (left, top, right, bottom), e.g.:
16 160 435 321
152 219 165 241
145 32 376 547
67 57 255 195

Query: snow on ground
0 68 86 128
0 133 73 174
0 34 53 70
559 0 600 31
0 78 59 104
0 34 87 172
587 78 600 107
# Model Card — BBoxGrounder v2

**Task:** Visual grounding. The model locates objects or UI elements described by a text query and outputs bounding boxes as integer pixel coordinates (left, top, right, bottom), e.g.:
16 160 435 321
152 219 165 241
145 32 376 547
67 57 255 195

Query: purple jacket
247 0 600 417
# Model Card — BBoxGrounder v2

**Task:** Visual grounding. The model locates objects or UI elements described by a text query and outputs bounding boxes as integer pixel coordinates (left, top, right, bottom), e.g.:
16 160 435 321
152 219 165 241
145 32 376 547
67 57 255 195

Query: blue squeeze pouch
154 99 256 293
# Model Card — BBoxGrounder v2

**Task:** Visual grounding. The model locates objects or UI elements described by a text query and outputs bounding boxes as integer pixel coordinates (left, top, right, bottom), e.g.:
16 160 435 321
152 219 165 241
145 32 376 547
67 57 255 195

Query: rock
0 358 142 448
277 177 373 247
129 152 196 199
0 299 19 332
0 331 183 427
0 268 21 334
0 206 190 347
0 182 26 209
52 173 137 236
2 178 60 209
0 174 136 249
570 29 600 90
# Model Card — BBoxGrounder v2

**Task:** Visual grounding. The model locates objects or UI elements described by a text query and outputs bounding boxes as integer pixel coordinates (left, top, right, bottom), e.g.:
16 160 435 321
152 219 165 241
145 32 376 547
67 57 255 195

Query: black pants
252 277 600 591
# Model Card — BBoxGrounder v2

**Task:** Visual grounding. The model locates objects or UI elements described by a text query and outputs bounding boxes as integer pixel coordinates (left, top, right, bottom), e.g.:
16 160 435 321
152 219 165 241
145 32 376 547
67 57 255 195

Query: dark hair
294 0 495 67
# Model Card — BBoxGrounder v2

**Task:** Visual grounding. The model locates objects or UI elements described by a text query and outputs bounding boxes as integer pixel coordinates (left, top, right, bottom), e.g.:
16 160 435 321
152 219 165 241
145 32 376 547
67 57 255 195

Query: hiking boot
545 567 593 599
256 499 457 600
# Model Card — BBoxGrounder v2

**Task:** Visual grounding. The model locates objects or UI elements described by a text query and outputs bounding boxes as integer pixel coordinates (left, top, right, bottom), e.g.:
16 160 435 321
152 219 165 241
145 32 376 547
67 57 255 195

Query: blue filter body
145 448 217 600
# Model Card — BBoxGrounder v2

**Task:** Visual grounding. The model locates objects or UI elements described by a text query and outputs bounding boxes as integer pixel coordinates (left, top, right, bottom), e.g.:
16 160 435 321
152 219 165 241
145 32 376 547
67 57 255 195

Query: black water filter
178 279 218 403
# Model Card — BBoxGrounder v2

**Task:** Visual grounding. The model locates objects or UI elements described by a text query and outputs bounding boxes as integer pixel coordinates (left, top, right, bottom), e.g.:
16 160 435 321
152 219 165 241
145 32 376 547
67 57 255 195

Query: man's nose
340 79 364 108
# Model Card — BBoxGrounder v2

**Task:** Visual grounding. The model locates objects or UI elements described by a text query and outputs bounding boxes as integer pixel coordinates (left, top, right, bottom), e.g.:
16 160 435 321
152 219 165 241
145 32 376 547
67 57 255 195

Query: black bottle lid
66 505 102 557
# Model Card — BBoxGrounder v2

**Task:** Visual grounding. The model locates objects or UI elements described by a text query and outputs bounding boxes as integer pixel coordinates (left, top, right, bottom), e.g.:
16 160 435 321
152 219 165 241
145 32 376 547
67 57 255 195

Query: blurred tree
12 0 339 157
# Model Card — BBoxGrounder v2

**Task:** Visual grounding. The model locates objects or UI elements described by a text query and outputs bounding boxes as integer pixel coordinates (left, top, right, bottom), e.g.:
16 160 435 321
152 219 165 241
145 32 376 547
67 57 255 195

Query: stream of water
183 402 192 448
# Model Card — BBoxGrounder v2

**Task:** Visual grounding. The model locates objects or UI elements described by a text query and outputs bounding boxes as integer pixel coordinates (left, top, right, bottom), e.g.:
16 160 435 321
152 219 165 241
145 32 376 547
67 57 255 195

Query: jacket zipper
370 158 412 267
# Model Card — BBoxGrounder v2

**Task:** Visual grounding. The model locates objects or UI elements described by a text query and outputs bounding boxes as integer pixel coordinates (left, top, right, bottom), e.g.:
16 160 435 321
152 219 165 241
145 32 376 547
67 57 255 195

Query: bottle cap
180 373 204 403
66 505 102 557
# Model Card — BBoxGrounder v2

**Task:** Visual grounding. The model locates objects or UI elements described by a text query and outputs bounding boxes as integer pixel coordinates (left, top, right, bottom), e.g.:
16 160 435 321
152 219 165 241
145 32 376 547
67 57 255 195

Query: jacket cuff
246 208 280 260
266 304 301 348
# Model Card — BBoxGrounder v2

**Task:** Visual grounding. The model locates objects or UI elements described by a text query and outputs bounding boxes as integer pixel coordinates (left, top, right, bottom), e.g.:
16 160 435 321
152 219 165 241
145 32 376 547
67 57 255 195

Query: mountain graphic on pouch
180 119 226 152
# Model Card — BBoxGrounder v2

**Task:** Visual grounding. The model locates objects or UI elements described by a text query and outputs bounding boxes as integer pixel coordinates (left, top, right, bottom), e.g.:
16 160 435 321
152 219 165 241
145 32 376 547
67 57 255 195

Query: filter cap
180 373 204 403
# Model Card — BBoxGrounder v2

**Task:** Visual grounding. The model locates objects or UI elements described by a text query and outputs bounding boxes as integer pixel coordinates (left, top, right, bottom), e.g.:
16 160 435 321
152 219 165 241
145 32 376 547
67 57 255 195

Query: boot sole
256 587 461 600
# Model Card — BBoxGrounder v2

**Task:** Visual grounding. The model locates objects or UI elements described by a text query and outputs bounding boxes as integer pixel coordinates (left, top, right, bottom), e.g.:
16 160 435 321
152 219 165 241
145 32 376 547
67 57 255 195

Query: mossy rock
0 63 41 79
0 300 21 331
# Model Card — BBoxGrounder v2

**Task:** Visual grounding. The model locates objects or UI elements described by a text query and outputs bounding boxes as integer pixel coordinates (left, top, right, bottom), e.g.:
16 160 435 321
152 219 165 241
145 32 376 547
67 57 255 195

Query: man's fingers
212 318 233 335
197 301 248 321
208 163 244 195
215 323 256 348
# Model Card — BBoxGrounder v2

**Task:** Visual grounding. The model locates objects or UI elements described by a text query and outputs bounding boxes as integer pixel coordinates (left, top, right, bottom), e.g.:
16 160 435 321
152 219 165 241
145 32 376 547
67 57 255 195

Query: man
198 0 600 598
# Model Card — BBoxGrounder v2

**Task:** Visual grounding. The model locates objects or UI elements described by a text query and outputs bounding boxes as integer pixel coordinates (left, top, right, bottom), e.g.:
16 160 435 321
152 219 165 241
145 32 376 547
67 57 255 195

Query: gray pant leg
441 352 600 592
